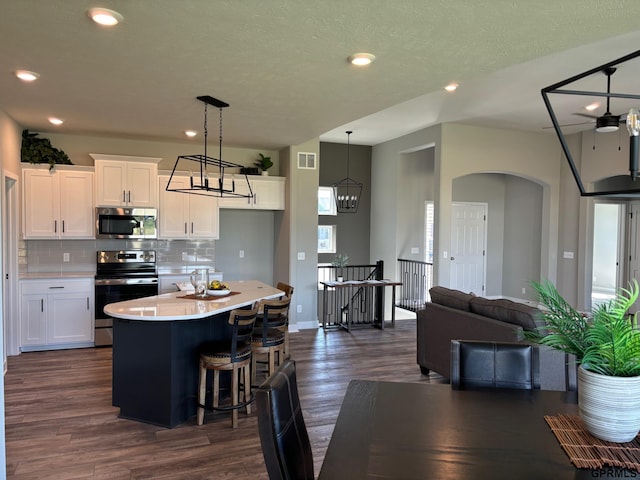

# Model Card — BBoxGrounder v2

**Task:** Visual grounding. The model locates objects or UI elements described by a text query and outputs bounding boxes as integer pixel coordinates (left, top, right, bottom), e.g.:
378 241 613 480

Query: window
318 187 337 215
318 225 336 253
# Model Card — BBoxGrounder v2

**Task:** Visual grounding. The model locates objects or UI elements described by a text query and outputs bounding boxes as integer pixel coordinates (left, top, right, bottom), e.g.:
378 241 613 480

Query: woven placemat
545 414 640 471
177 291 240 301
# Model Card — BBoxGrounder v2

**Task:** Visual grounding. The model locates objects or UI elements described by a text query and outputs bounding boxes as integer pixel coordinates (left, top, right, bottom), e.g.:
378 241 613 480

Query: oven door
94 279 158 346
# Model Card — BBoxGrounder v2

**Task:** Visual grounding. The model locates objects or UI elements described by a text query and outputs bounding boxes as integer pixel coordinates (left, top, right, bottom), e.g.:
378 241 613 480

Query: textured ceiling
2 1 640 149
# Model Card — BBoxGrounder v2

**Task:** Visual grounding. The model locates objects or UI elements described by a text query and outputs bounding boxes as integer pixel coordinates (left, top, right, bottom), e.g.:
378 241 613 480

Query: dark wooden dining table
318 380 633 479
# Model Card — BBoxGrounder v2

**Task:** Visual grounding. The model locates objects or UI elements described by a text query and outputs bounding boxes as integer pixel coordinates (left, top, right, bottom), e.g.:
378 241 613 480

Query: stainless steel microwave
95 207 157 239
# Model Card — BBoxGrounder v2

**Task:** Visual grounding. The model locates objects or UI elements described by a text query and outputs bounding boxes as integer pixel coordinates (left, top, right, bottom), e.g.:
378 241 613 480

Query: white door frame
3 171 19 361
450 202 487 295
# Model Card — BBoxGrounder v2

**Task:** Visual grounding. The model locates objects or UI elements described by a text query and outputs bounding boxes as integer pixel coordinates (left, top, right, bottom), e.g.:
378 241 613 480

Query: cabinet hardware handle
54 220 57 233
86 298 89 310
128 191 131 203
40 299 43 312
184 223 187 234
48 286 64 289
191 222 194 234
62 220 65 233
123 190 126 203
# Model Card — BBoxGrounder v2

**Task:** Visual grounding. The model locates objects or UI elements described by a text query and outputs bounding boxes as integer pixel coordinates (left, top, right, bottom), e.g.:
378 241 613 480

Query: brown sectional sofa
417 286 577 391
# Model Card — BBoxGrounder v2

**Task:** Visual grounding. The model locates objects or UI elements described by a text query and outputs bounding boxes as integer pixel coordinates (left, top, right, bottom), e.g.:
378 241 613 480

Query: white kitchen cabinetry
91 154 160 207
158 175 220 239
20 278 94 351
218 175 284 210
22 166 94 239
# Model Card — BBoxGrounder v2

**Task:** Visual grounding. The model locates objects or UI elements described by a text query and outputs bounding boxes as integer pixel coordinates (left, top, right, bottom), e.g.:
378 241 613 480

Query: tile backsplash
22 239 217 274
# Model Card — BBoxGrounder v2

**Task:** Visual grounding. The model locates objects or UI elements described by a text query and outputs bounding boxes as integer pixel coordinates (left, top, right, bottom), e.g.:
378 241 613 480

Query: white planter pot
261 171 269 176
578 364 640 442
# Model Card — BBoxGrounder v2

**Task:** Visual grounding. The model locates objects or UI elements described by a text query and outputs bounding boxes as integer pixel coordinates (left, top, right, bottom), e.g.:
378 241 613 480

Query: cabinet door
218 176 254 209
158 176 189 238
253 178 285 210
127 162 157 207
60 171 94 238
95 160 127 206
20 294 47 347
188 195 220 239
23 169 59 238
48 293 93 344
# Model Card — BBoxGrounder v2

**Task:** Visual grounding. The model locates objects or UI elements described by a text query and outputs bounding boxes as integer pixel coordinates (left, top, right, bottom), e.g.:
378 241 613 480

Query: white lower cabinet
20 278 94 351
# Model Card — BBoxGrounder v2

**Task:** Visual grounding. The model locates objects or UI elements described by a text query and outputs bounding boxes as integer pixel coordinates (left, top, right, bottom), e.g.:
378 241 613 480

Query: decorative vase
261 170 269 176
578 364 640 442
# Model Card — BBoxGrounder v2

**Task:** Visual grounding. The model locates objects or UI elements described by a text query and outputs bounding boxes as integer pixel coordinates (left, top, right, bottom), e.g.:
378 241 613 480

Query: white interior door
450 202 487 295
3 174 18 360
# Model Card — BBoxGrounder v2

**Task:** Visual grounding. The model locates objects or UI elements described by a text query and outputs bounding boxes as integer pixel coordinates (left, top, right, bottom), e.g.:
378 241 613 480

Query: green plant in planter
21 129 72 170
331 253 349 268
527 279 640 377
254 153 273 172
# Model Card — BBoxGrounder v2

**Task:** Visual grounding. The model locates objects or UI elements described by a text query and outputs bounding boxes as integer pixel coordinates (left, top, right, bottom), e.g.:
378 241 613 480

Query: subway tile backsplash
23 239 216 274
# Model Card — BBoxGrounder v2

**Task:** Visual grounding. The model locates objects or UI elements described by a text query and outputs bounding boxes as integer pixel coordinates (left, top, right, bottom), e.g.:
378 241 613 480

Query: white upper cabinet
91 154 160 207
218 175 285 210
158 175 219 239
22 166 94 239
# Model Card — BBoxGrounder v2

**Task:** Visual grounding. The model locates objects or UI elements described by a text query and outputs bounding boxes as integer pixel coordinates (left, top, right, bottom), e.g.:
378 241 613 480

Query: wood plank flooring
5 318 445 479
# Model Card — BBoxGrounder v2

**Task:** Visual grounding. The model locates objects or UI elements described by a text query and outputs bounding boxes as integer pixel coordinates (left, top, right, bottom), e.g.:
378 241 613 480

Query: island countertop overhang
104 280 283 321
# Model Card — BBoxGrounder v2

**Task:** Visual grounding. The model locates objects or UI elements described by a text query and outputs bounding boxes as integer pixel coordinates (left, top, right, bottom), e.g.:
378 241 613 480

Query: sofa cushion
429 286 475 312
469 297 542 332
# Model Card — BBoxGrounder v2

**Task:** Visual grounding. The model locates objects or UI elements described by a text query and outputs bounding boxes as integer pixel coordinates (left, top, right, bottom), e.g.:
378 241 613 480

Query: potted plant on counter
527 279 640 442
255 153 273 176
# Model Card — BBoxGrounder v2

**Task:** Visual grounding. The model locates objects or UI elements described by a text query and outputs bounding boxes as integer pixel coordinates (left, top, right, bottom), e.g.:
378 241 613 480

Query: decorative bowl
207 289 230 296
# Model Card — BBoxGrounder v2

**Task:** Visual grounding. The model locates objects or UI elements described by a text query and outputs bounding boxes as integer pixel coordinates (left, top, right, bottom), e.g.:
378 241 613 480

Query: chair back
276 282 294 299
450 340 540 390
257 297 291 344
227 303 258 362
256 359 314 480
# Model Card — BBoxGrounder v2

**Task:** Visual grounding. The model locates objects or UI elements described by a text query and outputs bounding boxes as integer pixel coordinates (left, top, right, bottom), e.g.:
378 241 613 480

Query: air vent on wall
298 152 316 169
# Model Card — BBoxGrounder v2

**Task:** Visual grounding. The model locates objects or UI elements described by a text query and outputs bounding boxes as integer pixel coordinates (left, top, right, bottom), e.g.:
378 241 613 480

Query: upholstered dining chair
197 303 259 428
256 359 314 480
450 340 540 390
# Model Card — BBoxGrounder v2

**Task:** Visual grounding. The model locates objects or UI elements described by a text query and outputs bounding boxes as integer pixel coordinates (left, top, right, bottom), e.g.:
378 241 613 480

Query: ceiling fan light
595 125 619 133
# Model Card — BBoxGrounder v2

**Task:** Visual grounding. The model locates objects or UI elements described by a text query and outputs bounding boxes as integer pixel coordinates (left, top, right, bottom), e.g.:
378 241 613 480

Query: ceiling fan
571 67 627 133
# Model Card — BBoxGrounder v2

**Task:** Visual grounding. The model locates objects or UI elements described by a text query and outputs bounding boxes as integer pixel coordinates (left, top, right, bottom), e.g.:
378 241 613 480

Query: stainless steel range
94 250 158 347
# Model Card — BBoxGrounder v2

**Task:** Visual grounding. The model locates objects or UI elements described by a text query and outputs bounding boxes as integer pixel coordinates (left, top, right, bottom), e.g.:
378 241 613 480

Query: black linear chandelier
166 95 253 199
541 49 640 197
332 131 363 213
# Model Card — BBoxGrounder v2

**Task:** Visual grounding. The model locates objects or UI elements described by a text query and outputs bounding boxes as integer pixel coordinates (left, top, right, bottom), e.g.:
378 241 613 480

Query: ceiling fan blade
573 113 599 120
542 121 595 130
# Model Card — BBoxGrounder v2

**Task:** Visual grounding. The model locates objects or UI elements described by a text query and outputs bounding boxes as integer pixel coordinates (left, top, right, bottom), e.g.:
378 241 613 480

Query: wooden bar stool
275 282 294 359
197 303 258 428
251 296 291 385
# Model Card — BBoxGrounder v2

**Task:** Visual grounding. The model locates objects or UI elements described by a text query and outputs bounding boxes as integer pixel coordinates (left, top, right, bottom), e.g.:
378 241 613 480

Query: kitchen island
105 280 283 428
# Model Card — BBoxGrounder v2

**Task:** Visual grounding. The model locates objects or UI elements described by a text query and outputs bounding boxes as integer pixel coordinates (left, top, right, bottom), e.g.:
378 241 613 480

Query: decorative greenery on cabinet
21 130 73 170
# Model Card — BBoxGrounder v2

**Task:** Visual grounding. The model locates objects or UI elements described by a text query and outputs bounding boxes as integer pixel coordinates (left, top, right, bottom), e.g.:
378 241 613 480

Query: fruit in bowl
208 280 229 291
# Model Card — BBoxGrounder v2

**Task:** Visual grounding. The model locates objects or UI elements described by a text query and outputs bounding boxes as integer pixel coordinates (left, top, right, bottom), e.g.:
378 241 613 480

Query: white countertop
104 280 282 321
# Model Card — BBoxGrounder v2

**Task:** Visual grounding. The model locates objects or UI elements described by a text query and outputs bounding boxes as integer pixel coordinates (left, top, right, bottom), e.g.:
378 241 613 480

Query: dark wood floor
5 318 445 479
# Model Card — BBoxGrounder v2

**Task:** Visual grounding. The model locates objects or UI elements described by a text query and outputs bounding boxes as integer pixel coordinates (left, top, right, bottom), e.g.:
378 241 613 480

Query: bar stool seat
197 303 258 428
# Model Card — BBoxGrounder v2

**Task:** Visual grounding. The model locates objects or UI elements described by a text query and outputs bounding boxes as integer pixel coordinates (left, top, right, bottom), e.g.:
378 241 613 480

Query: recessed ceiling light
15 70 40 82
48 117 64 126
185 130 198 137
87 8 123 26
347 53 375 66
444 83 458 92
585 102 600 111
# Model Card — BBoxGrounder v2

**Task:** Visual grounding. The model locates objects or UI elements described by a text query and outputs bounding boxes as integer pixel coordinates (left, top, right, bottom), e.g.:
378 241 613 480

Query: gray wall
216 209 274 284
396 148 434 260
318 141 371 266
502 176 543 300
